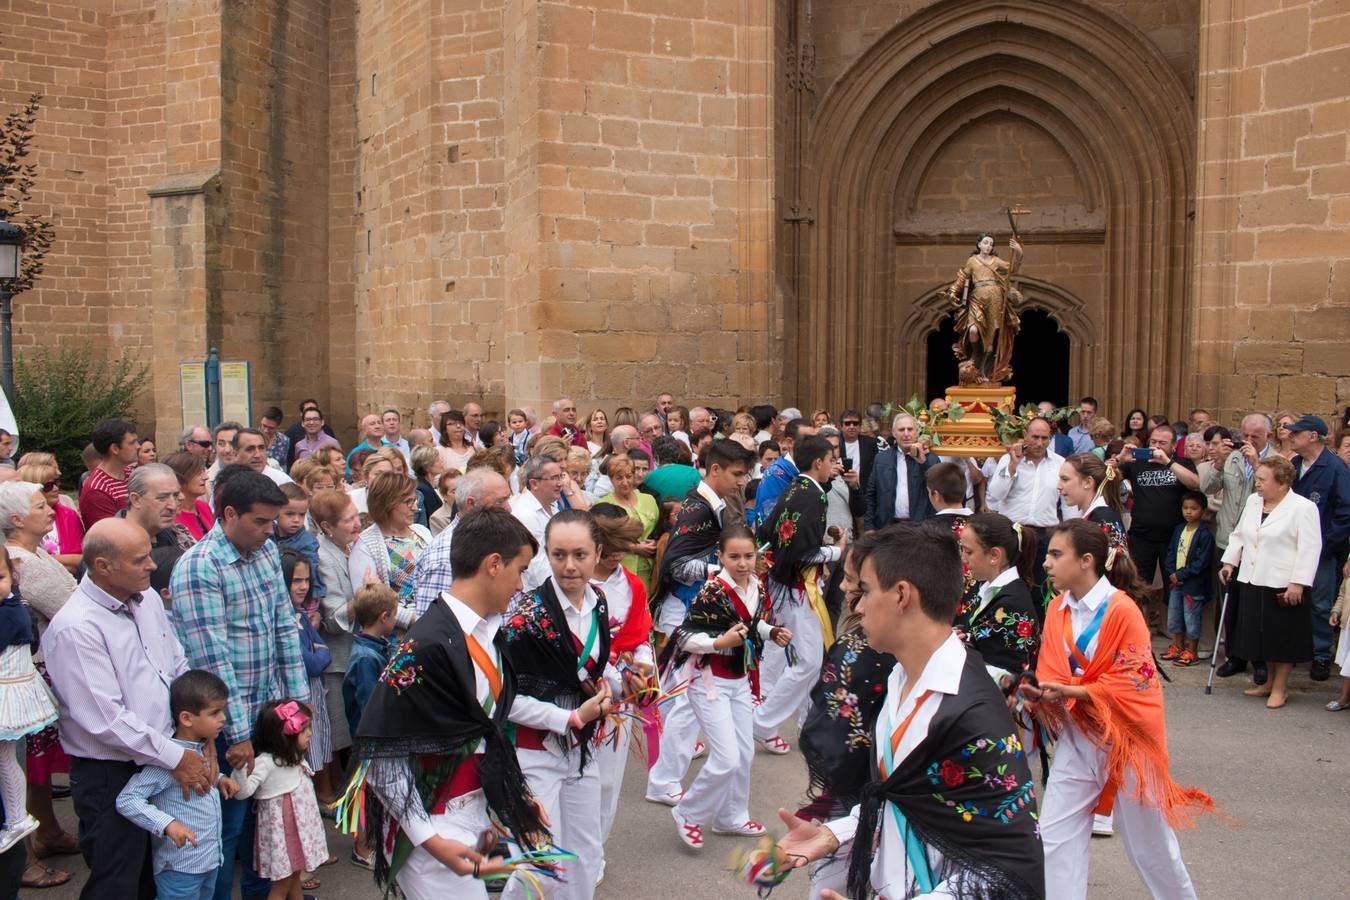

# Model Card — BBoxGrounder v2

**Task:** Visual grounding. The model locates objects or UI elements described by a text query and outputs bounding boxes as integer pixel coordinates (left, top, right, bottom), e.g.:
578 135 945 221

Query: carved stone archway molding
796 0 1194 414
900 276 1096 397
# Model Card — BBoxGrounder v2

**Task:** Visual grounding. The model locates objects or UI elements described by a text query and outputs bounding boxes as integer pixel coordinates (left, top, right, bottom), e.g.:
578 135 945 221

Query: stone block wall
1193 0 1350 423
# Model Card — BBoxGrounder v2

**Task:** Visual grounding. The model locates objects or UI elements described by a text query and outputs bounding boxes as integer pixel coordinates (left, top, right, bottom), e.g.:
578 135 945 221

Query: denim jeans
1310 556 1342 663
156 868 217 900
213 736 269 900
1167 587 1206 641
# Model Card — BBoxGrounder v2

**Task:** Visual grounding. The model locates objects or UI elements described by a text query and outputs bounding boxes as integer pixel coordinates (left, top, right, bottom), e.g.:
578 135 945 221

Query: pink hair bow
275 701 310 735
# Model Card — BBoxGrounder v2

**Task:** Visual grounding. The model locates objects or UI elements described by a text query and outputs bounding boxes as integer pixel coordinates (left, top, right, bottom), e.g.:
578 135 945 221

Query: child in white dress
230 699 330 900
0 546 57 852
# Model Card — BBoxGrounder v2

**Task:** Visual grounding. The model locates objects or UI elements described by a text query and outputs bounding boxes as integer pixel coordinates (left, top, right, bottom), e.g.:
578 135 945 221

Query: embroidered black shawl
352 599 545 886
761 475 828 585
501 579 611 771
846 652 1044 900
657 577 766 677
653 486 722 605
953 577 1041 678
798 626 895 820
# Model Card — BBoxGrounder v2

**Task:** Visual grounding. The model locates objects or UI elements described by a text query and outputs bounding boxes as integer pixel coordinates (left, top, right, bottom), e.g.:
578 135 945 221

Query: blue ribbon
1069 599 1109 674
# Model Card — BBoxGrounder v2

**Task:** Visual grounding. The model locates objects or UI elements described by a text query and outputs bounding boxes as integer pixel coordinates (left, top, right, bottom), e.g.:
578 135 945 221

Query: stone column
1193 0 1350 420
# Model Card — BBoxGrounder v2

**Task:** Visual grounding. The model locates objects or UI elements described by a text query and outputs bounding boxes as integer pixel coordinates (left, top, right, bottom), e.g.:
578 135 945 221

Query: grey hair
428 399 451 419
892 412 918 428
212 421 243 439
609 425 637 451
457 466 504 506
817 425 840 439
0 481 40 537
128 463 179 498
410 444 440 479
179 426 204 448
519 454 557 487
1241 413 1272 434
552 397 572 414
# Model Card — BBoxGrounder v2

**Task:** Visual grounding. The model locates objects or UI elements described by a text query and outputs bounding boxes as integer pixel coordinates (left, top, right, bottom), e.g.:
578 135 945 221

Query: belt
708 656 746 680
514 726 551 752
429 755 482 813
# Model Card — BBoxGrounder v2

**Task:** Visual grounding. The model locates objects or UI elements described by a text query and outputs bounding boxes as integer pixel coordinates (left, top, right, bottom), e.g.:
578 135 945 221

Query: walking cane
1205 587 1231 695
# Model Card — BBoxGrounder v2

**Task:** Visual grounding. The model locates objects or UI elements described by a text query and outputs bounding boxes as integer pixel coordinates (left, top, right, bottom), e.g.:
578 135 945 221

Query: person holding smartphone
1114 423 1199 632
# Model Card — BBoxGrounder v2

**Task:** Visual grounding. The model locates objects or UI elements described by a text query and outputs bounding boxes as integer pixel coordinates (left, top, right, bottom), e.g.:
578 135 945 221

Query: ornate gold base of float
931 386 1017 457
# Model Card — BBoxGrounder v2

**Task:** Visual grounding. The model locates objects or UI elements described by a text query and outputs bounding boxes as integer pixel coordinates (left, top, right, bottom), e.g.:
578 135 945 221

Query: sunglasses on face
841 420 861 426
41 479 61 492
189 440 211 449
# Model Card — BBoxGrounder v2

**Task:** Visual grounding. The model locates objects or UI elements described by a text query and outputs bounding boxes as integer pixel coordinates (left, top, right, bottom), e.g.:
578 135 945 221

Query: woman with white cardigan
1220 455 1322 709
347 470 428 630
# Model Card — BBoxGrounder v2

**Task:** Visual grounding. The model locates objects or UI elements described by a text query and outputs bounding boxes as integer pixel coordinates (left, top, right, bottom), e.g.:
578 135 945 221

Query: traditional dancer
777 520 1043 899
348 506 549 900
586 507 654 852
955 513 1041 684
646 440 754 807
1030 518 1213 900
796 534 895 899
661 526 791 849
753 436 844 754
503 510 617 900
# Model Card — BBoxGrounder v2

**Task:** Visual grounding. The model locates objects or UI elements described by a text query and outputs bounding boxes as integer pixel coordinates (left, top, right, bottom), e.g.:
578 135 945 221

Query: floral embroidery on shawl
1113 643 1158 692
379 639 422 694
502 595 560 644
816 631 885 752
926 733 1038 825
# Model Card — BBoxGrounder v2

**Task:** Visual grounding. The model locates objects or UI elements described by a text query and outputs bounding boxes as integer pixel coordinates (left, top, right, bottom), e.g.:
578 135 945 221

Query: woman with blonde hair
14 453 82 572
585 408 610 456
1271 410 1298 458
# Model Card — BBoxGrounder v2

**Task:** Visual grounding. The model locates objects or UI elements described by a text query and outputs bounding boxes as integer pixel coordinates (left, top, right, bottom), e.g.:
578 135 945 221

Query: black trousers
0 832 25 900
70 756 155 900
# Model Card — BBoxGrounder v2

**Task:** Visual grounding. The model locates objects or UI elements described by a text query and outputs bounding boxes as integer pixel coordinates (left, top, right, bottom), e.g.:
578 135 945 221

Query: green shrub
12 346 150 486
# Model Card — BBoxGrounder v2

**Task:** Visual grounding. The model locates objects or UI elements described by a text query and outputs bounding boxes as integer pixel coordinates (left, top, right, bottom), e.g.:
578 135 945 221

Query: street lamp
0 220 21 400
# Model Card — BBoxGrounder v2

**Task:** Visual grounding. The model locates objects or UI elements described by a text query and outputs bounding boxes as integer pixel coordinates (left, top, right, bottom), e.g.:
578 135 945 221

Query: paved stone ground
30 644 1344 898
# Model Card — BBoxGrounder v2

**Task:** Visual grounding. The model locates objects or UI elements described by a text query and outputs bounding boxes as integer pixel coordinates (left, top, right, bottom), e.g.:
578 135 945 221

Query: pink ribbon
276 700 310 735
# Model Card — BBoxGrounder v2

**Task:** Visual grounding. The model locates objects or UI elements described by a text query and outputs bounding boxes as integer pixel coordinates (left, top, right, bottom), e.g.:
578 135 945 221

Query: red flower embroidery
777 518 797 544
1015 620 1033 637
939 760 966 788
509 615 525 628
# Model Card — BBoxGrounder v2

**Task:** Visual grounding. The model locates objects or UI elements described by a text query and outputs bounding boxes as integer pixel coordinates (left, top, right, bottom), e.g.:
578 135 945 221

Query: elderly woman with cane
1219 456 1322 709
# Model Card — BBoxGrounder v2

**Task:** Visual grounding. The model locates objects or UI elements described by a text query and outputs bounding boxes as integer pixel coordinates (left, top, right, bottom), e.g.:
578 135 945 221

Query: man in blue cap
1288 415 1350 681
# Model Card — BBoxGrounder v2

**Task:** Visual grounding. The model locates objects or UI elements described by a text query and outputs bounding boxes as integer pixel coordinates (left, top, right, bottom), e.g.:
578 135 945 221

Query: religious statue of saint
944 231 1023 385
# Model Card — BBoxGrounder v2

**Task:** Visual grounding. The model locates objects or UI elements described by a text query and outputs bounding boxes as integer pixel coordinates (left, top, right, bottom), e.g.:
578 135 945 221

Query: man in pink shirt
79 419 140 526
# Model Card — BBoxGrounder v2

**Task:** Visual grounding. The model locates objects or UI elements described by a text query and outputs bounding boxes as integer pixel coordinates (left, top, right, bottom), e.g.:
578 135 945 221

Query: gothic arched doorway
1010 309 1070 407
924 308 1070 407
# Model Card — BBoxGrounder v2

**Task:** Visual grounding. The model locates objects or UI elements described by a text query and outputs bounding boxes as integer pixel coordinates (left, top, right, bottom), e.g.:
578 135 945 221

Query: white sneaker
0 815 38 854
757 735 791 755
692 740 707 759
1092 813 1114 837
644 789 684 807
672 808 703 850
712 820 767 837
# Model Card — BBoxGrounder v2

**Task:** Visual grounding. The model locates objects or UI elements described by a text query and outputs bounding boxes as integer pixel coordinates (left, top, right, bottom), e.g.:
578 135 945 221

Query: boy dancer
753 436 844 754
777 521 1043 899
348 507 549 899
1031 518 1212 900
646 439 754 806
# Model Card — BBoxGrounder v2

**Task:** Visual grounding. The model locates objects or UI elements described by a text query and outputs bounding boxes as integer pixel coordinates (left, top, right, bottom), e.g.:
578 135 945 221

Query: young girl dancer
587 507 654 850
662 526 791 849
504 510 615 900
1029 519 1213 900
955 513 1041 685
0 546 55 852
232 699 331 900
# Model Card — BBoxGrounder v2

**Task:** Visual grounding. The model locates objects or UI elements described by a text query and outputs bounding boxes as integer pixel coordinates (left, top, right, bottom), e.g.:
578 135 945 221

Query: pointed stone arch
793 0 1193 413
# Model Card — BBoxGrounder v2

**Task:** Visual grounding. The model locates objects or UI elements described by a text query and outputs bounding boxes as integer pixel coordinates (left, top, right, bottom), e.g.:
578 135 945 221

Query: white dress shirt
592 566 654 668
826 633 969 897
511 489 558 592
985 450 1064 527
893 452 912 521
1059 575 1114 662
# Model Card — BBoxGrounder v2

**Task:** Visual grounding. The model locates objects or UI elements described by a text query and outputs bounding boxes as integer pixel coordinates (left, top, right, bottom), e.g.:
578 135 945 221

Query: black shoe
1310 660 1331 682
1215 658 1246 678
49 784 70 800
1253 664 1268 686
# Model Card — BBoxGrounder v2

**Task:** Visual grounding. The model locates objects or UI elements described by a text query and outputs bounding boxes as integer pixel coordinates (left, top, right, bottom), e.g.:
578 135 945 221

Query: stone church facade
1 0 1346 445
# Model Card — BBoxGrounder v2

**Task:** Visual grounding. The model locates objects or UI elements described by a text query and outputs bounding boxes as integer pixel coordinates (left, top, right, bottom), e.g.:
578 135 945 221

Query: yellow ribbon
802 564 835 650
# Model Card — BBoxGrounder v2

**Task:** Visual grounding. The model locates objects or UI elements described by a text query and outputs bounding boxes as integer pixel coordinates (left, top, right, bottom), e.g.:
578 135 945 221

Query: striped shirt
169 526 308 745
115 737 224 875
79 465 131 526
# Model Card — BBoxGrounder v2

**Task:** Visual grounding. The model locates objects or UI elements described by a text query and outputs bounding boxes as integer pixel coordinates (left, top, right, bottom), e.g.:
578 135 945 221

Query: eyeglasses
841 420 861 426
399 496 418 506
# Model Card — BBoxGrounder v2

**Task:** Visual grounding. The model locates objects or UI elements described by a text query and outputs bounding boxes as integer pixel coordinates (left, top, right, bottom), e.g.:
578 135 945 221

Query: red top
176 499 216 541
546 422 589 449
79 466 131 526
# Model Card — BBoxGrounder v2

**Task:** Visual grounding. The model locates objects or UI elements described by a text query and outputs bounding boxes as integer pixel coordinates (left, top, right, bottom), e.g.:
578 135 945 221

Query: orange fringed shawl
1036 589 1216 829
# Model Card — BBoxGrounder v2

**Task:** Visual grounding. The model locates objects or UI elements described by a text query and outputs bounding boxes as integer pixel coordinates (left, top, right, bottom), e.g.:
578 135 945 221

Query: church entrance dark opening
925 308 1070 408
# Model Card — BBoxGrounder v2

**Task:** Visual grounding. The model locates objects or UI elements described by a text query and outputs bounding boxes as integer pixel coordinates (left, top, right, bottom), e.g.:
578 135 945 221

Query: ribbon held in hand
275 700 310 735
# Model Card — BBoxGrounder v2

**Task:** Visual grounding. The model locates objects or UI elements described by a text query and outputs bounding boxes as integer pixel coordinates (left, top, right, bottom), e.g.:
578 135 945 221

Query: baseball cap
1286 415 1328 437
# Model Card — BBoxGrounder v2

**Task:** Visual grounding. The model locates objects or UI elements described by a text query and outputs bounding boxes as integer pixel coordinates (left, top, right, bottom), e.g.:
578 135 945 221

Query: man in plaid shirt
170 467 307 900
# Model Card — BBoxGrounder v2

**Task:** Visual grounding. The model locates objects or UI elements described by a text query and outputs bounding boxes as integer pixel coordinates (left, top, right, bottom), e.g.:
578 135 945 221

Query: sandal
1160 644 1182 661
31 831 80 859
1173 650 1198 667
1325 700 1350 711
318 854 339 867
302 874 321 890
21 861 71 889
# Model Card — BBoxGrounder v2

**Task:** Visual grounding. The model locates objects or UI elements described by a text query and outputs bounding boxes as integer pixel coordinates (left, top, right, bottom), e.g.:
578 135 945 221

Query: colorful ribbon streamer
730 835 794 897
